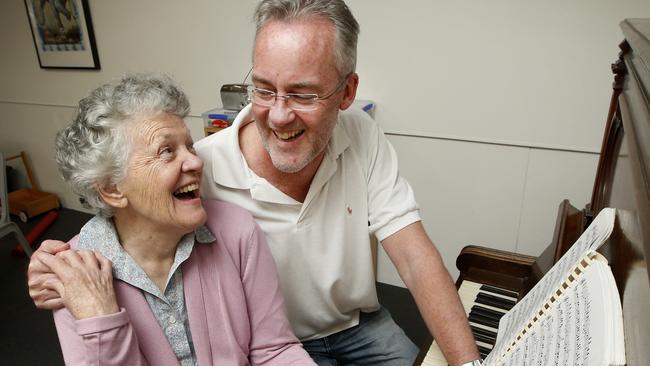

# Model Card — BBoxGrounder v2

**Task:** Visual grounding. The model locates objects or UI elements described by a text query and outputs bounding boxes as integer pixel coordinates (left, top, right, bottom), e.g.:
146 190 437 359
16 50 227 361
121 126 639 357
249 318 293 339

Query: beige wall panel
376 136 529 286
350 0 650 151
515 148 598 256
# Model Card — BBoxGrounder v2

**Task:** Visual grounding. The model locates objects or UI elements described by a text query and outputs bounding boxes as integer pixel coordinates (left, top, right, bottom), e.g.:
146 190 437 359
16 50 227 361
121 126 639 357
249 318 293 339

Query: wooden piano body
418 18 650 365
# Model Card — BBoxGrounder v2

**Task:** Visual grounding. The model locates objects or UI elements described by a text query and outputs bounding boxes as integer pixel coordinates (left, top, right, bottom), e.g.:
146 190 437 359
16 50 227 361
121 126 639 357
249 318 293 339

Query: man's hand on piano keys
421 280 518 365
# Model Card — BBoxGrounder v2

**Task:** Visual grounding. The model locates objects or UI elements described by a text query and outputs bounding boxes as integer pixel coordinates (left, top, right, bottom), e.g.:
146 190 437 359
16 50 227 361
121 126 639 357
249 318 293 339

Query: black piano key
469 310 500 326
479 350 490 359
477 291 517 306
474 294 512 311
470 306 504 322
470 315 499 330
480 284 519 299
468 313 500 329
478 345 492 355
476 292 516 310
470 324 498 339
474 334 497 347
473 304 507 319
474 332 496 346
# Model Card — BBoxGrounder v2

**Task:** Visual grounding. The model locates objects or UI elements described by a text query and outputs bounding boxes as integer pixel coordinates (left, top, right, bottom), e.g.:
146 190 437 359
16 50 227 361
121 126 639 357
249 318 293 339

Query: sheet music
487 259 623 366
487 208 615 360
482 208 624 366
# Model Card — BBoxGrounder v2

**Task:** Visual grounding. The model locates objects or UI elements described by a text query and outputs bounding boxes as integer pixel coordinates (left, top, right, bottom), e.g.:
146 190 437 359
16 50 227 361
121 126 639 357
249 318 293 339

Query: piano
417 18 650 366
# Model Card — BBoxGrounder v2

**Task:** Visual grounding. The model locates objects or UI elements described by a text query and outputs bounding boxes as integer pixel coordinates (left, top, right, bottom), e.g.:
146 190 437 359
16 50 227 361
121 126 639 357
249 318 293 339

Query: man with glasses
197 1 480 365
27 0 481 365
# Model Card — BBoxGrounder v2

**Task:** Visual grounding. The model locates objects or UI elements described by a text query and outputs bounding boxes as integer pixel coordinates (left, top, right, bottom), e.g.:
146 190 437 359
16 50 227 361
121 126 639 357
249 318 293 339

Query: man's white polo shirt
194 104 420 340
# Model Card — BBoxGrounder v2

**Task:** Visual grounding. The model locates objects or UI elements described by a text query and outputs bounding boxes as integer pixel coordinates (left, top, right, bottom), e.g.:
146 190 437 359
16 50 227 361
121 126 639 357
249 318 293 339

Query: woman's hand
41 249 119 320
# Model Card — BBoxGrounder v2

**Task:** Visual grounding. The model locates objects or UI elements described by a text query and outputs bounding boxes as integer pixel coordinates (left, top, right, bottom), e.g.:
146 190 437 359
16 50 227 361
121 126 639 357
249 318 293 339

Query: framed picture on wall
24 0 100 69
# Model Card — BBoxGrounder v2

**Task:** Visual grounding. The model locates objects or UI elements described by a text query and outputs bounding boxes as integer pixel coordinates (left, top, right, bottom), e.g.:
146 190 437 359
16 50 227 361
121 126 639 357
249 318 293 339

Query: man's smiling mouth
274 130 304 141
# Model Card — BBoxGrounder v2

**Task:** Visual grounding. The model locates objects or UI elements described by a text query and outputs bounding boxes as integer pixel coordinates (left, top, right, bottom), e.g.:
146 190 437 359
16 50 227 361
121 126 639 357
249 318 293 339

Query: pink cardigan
53 200 315 366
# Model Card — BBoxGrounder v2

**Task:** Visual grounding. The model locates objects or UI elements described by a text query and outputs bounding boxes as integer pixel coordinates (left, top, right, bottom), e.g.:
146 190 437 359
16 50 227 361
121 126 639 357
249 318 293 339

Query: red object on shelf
211 119 229 128
12 210 59 255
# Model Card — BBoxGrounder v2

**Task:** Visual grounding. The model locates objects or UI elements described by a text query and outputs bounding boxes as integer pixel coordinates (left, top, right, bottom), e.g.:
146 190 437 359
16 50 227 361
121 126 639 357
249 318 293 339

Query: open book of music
482 208 625 366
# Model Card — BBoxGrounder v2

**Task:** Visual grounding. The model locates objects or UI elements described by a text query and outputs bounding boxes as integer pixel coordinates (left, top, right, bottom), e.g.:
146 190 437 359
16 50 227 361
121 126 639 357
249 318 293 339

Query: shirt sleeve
242 222 317 366
361 114 421 241
53 308 147 366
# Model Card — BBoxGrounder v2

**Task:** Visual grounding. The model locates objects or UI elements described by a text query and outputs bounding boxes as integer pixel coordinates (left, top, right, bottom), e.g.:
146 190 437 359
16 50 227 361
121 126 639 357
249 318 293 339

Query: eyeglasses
247 74 350 112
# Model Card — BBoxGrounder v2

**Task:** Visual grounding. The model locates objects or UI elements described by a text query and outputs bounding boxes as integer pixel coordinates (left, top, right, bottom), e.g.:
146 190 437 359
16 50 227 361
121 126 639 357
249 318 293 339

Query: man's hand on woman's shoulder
27 240 70 310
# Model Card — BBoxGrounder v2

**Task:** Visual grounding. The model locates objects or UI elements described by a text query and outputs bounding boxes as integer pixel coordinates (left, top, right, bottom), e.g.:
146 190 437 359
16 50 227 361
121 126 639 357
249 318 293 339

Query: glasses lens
248 88 319 111
250 88 275 107
286 95 317 111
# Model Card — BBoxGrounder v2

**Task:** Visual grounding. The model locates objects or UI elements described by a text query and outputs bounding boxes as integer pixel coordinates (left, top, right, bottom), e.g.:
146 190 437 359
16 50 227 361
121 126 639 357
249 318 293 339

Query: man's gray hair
55 74 190 217
254 0 359 76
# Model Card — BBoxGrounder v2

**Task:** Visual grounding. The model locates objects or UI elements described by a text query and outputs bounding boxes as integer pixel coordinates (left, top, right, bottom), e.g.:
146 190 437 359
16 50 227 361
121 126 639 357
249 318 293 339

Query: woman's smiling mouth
173 183 199 200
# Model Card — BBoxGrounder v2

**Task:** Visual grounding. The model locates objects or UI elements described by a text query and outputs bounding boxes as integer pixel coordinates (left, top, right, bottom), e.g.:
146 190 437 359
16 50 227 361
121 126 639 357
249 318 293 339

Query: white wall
351 1 647 151
1 0 649 286
376 138 599 284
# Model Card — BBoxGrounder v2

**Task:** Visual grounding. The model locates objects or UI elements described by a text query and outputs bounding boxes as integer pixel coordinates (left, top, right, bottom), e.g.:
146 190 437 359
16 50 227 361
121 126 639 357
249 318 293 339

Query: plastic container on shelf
201 108 240 127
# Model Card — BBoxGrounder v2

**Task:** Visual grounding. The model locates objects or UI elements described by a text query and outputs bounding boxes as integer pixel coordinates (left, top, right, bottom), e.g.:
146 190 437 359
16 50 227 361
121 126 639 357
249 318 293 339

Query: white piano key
420 340 447 366
469 320 500 335
476 339 495 350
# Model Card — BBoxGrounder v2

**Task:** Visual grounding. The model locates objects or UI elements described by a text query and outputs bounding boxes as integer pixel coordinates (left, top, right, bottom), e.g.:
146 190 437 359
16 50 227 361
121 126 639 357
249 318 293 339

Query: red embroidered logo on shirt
347 206 352 215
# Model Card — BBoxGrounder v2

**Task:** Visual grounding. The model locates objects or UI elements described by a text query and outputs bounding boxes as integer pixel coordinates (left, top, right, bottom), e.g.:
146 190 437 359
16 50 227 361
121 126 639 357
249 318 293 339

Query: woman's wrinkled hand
40 249 119 320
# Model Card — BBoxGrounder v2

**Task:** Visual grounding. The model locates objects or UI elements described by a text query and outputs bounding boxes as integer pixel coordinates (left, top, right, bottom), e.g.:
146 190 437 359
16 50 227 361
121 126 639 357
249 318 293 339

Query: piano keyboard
420 280 519 366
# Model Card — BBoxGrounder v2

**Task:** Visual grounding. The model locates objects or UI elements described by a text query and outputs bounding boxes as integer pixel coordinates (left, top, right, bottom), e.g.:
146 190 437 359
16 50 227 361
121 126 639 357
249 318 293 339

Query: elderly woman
42 74 315 365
